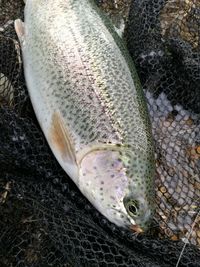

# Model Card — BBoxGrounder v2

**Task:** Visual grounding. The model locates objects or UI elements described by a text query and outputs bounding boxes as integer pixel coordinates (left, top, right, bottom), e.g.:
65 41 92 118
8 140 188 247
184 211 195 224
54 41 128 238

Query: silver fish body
15 0 155 230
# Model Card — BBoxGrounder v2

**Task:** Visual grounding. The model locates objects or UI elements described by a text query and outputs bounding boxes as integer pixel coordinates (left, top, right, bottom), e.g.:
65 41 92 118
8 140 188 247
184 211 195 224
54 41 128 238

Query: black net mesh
0 0 200 266
125 0 200 246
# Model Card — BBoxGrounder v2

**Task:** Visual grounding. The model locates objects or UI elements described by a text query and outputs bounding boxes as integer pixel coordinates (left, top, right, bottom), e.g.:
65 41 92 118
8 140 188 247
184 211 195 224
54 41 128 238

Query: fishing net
0 0 200 266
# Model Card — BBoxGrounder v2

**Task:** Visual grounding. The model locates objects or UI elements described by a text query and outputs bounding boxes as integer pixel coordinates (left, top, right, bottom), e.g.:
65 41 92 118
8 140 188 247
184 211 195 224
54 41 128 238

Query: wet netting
0 0 200 266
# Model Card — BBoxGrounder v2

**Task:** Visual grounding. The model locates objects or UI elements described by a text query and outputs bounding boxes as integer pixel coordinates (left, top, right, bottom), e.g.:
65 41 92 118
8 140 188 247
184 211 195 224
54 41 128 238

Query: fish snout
130 224 144 234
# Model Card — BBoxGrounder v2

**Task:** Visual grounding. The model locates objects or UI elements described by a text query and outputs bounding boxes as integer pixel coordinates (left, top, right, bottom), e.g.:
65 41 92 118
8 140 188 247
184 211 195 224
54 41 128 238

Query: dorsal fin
49 111 77 165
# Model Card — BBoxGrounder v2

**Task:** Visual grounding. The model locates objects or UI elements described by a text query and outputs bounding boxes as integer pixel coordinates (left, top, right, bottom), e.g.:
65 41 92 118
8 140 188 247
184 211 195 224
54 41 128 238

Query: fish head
122 148 155 232
78 147 155 232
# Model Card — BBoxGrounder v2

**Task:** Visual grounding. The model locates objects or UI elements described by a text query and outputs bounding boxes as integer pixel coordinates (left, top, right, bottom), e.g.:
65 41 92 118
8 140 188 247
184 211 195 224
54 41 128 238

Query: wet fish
15 0 155 231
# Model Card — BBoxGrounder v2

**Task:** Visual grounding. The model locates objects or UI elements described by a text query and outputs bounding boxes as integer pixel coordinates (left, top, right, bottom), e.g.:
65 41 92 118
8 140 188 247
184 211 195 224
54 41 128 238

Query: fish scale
15 0 155 230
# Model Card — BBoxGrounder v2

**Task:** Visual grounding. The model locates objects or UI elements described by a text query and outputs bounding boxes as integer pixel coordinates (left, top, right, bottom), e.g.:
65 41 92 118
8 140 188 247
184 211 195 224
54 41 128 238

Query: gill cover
78 148 132 226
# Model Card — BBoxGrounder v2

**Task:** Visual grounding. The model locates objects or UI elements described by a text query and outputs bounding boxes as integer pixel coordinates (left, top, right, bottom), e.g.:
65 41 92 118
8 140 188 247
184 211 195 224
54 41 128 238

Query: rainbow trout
15 0 155 232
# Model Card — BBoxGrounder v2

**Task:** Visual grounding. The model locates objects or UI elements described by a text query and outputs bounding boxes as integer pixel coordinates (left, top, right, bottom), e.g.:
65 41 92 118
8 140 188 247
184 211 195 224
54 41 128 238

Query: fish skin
16 0 155 230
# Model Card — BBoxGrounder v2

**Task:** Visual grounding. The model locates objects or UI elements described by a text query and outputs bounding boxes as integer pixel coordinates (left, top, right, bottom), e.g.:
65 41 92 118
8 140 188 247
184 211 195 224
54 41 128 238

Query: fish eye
126 200 139 217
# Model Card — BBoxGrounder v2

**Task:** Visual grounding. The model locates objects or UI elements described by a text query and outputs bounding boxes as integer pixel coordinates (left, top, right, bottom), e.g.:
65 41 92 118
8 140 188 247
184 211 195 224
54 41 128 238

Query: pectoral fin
50 111 77 166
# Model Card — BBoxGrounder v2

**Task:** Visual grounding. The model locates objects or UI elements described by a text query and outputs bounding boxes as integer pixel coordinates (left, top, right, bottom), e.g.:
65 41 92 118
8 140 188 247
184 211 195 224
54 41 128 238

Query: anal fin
14 19 25 46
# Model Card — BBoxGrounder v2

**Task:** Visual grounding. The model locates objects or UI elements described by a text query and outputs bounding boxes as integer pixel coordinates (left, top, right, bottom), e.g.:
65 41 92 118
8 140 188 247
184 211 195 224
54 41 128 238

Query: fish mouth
130 224 143 234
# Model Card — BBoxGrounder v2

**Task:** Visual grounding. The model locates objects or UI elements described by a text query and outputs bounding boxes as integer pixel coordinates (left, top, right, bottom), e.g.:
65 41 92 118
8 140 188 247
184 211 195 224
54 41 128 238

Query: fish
14 0 155 232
